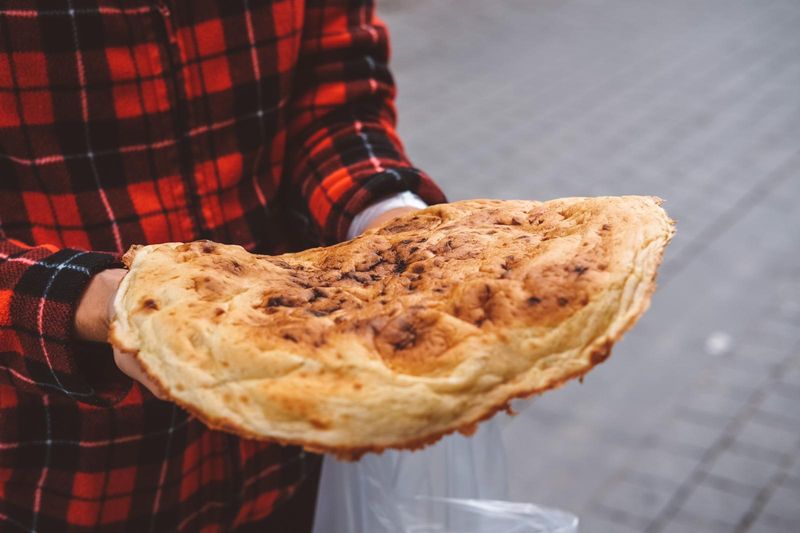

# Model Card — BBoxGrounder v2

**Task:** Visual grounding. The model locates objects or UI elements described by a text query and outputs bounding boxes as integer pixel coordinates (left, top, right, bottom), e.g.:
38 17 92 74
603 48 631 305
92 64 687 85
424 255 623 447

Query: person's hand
74 268 126 342
74 268 165 399
112 347 166 399
362 206 421 233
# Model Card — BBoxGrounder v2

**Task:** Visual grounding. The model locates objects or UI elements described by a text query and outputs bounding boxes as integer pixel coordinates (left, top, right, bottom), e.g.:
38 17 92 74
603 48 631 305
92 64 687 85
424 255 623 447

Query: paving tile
660 416 724 456
703 365 770 396
678 482 754 528
747 514 800 533
772 380 800 400
784 476 800 492
579 512 644 533
729 441 791 465
751 409 800 434
752 321 800 353
629 448 701 486
785 458 800 486
733 417 800 458
760 482 800 526
674 407 732 433
701 472 760 499
780 363 800 389
658 510 732 533
623 470 682 494
595 476 676 524
735 344 790 370
758 390 800 424
703 449 782 493
680 388 751 421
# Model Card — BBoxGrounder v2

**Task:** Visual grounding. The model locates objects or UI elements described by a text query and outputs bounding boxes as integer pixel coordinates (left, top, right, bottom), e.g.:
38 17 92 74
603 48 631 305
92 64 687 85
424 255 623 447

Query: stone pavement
380 0 800 531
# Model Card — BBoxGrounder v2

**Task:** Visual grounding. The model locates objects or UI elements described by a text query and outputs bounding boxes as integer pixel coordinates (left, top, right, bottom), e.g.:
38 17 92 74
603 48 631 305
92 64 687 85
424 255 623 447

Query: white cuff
347 191 428 240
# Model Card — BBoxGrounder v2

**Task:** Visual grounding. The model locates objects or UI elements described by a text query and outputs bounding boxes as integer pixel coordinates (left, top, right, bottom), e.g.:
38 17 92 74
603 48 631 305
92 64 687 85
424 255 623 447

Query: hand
74 268 127 343
362 206 421 233
74 268 165 399
113 347 166 400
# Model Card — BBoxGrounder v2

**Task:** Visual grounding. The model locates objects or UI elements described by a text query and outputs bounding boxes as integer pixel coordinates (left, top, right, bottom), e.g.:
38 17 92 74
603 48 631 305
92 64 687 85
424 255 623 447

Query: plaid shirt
0 0 445 530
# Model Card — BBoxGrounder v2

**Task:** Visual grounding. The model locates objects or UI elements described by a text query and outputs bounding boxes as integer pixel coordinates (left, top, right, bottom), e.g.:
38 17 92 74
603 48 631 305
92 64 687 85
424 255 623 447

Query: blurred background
380 0 800 532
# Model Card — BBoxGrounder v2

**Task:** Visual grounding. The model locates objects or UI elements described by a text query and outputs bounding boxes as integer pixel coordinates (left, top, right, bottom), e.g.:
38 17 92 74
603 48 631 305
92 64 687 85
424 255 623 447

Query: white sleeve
346 191 428 240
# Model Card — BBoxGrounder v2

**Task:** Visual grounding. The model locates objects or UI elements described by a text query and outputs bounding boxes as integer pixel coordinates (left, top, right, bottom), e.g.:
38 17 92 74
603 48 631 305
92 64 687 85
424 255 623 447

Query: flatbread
110 196 674 459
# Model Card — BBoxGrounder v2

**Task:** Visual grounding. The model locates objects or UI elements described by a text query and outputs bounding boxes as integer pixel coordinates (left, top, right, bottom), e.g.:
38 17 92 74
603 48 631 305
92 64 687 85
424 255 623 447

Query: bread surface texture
110 196 674 458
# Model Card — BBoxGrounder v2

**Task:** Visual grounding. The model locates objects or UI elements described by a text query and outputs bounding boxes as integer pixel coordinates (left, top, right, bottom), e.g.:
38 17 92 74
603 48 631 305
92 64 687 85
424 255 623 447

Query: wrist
347 191 428 239
74 268 127 343
361 206 420 234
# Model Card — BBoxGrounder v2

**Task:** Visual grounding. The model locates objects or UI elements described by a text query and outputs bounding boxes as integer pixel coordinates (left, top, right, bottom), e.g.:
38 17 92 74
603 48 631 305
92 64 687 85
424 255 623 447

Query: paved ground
380 1 800 531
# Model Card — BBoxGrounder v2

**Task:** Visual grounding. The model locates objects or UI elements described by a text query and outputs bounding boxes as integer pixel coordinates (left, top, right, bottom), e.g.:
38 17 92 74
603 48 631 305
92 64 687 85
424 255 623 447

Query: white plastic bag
313 418 579 533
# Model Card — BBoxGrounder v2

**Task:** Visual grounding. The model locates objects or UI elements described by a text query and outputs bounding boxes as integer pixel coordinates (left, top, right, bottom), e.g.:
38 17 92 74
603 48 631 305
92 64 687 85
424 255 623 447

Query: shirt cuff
346 191 428 240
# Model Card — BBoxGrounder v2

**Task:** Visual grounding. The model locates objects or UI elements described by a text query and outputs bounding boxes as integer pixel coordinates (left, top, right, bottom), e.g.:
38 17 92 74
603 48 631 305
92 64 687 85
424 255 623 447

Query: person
0 1 446 530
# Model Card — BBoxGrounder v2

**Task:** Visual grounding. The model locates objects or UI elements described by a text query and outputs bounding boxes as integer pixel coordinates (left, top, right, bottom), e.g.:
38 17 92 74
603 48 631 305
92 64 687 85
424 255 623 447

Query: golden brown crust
110 196 674 459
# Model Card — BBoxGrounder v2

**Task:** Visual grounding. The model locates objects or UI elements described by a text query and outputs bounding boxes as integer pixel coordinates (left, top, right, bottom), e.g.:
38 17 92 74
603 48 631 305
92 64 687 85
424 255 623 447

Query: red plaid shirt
0 0 445 530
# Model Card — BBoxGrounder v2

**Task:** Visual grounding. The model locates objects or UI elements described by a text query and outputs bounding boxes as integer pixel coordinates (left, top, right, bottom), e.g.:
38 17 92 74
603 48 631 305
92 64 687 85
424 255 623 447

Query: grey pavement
380 0 800 531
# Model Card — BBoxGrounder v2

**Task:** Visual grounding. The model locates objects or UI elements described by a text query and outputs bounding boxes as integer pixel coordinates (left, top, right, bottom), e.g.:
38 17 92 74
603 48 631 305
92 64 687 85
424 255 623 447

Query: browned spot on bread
372 309 468 376
192 275 226 301
140 298 158 311
458 422 478 436
309 418 330 430
342 271 373 284
590 342 613 365
268 296 292 307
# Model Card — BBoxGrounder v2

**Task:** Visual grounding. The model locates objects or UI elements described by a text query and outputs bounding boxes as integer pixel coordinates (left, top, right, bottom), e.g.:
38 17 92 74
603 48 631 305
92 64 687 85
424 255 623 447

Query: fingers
113 348 167 400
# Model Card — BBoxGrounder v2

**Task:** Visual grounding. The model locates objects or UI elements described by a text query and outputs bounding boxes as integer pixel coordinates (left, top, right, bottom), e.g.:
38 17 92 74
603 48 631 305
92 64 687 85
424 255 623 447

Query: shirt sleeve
346 191 428 240
284 0 446 245
0 238 127 405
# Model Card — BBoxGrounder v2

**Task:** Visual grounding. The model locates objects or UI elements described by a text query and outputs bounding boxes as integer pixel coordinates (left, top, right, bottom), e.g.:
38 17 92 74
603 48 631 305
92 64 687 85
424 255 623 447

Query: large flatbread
110 196 674 458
